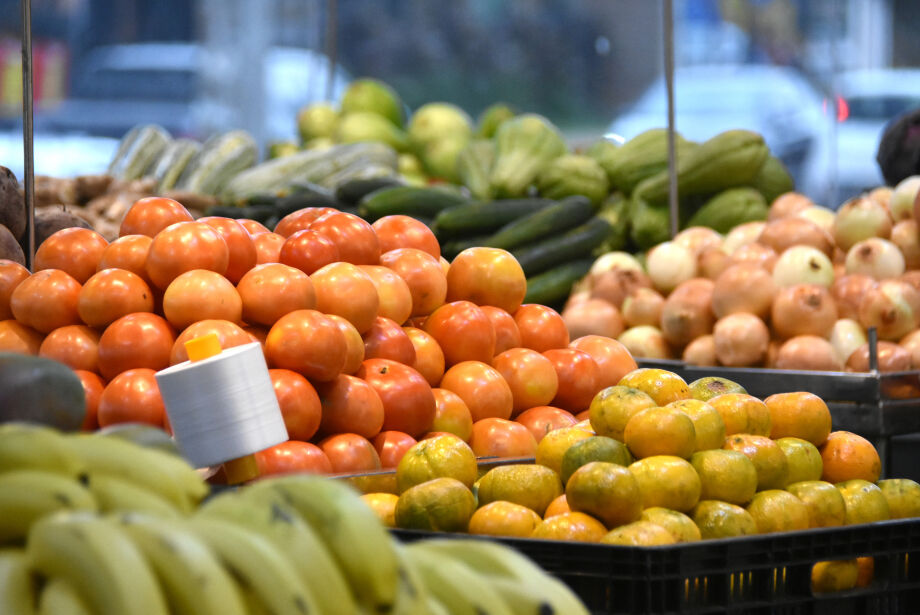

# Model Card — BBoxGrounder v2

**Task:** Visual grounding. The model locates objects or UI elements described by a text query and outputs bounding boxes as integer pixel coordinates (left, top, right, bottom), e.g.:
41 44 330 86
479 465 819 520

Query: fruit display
0 423 589 615
564 178 920 372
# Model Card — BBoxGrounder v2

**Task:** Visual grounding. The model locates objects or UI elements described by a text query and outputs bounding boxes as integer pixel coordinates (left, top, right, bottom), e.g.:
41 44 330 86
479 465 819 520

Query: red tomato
543 348 601 414
311 262 379 334
74 369 105 431
96 234 153 283
468 417 538 458
236 263 316 327
169 319 253 365
371 215 440 259
97 312 175 380
372 430 419 468
569 334 638 390
430 388 473 442
0 260 30 320
359 265 413 325
514 304 570 352
255 441 333 476
439 360 513 422
237 219 271 235
423 300 496 366
446 247 527 314
34 227 108 284
145 221 229 290
10 269 82 333
325 314 365 375
162 269 242 330
274 207 337 238
514 406 578 443
198 217 258 284
310 211 380 265
492 347 559 415
38 325 100 373
119 196 193 237
97 368 166 428
253 232 286 264
265 309 347 382
403 326 445 387
315 374 385 439
479 305 521 356
318 433 382 473
0 319 44 354
355 358 436 438
363 316 416 365
269 368 322 441
78 268 154 328
279 229 340 275
379 248 447 317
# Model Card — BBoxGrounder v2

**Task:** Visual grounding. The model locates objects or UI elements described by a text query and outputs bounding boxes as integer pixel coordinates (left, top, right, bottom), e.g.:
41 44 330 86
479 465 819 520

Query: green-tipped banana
0 470 97 544
26 512 169 615
86 474 182 518
247 475 400 614
197 489 357 615
0 424 86 478
37 577 92 615
391 542 430 615
184 517 317 615
0 548 36 614
116 513 247 615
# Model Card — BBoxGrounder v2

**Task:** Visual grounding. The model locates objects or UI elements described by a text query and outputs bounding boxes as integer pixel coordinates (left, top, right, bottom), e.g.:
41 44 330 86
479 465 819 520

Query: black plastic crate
393 518 920 614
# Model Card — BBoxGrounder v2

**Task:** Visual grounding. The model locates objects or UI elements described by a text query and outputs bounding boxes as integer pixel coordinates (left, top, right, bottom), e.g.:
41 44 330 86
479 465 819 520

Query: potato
0 223 25 266
0 166 26 240
75 174 115 203
34 206 93 248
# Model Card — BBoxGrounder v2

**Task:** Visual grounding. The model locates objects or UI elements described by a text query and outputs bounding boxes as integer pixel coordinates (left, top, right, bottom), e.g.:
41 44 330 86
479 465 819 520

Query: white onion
673 227 723 256
857 279 920 341
617 325 672 359
646 241 697 294
772 246 835 288
890 176 920 221
833 194 893 251
589 251 643 277
712 263 776 319
771 284 838 339
795 206 836 236
829 318 868 365
845 237 905 280
683 334 717 366
774 335 844 372
621 287 665 328
712 312 770 367
768 192 813 220
723 221 766 254
890 219 920 270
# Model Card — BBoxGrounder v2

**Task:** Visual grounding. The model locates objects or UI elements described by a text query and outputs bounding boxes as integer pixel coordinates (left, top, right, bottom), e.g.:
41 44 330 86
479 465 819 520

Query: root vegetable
682 334 717 366
771 284 838 339
773 335 844 371
833 194 893 251
712 312 770 367
659 278 715 348
590 267 653 309
646 242 697 294
723 221 766 254
846 341 912 373
617 325 671 360
768 192 812 221
589 251 643 277
845 237 905 280
772 246 835 288
621 287 665 328
673 227 723 256
758 217 834 256
831 274 878 320
562 298 625 340
698 246 732 279
830 319 868 365
857 279 920 341
899 329 920 368
891 175 920 221
890 219 920 270
712 263 776 319
729 243 778 271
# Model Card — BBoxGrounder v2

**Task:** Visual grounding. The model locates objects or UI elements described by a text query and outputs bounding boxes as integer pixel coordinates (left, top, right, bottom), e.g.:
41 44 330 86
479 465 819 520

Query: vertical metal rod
324 0 338 101
868 326 879 373
663 0 678 239
20 0 35 270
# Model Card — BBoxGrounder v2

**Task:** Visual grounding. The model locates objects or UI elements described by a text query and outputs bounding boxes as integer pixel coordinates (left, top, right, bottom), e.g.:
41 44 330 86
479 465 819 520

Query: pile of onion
711 263 776 320
857 279 920 341
758 217 834 257
617 325 671 359
621 287 665 328
846 341 912 372
771 284 838 339
659 278 715 348
590 267 652 308
712 312 770 367
833 194 893 251
773 335 844 371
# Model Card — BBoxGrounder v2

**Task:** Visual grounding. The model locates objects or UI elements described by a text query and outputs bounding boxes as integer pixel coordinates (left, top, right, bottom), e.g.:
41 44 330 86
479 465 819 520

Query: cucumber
107 124 171 180
512 215 613 277
441 235 492 261
523 259 593 309
484 195 595 250
432 198 555 239
335 176 406 205
175 130 258 196
357 185 469 221
153 138 202 192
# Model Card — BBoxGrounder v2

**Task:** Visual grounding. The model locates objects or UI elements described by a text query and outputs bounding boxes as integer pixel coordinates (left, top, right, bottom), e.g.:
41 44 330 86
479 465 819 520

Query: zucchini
512 215 613 277
523 259 593 309
335 175 405 205
484 195 595 250
357 185 470 221
107 124 171 180
153 138 201 192
175 130 258 196
432 198 555 239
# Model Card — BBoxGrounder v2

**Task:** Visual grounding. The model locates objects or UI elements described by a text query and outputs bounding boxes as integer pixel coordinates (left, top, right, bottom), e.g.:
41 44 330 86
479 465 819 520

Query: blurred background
0 0 918 207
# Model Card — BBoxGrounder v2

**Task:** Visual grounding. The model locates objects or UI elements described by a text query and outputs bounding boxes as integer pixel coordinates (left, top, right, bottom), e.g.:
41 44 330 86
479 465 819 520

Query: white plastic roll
155 342 288 469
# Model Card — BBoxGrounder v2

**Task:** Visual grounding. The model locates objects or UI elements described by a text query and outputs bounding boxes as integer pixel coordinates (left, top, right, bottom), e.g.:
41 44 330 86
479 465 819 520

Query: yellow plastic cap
185 332 222 362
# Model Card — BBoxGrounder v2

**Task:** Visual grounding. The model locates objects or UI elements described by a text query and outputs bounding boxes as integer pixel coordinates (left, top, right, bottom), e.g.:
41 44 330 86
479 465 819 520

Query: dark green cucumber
523 259 593 308
441 235 492 261
512 216 613 277
358 186 469 221
334 175 405 205
203 203 277 223
432 198 555 239
484 195 595 250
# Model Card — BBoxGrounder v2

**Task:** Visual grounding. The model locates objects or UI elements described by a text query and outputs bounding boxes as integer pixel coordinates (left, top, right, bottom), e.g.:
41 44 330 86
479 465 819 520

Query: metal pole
325 0 338 101
663 0 678 239
868 326 879 373
20 0 35 270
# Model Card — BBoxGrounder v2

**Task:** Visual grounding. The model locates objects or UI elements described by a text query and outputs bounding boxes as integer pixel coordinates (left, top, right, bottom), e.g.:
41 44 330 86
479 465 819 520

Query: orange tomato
423 300 496 366
309 211 380 265
315 373 385 439
274 207 337 238
118 196 193 237
359 265 413 325
356 358 436 438
569 334 638 390
73 369 105 431
318 433 382 473
162 269 242 330
371 215 440 259
469 417 538 458
446 247 527 314
78 268 154 328
34 227 108 284
252 232 285 264
278 229 340 275
255 440 333 476
492 348 559 415
236 262 316 327
97 312 175 380
324 314 365 374
145 221 229 290
265 309 347 382
38 324 100 372
198 217 257 284
363 316 416 365
480 305 521 356
514 304 570 352
311 262 379 334
268 368 322 441
96 234 153 282
514 406 578 443
379 248 447 317
544 348 601 414
403 326 445 387
373 430 419 469
169 319 252 365
440 360 513 422
0 319 44 354
10 269 82 333
0 260 31 320
237 219 271 235
97 368 166 428
430 387 474 441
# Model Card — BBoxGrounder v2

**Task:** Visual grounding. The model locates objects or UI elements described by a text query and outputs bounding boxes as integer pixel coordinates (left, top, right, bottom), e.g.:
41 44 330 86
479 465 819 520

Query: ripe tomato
480 305 521 356
34 227 108 284
0 260 30 320
78 268 154 328
440 360 513 422
514 304 570 352
431 388 473 441
236 263 316 327
514 406 578 443
279 229 340 275
468 417 538 458
315 374 385 439
162 269 242 330
310 211 380 265
356 358 436 438
318 433 382 473
169 320 253 365
97 368 166 428
237 219 271 236
492 347 559 415
359 265 413 325
446 247 527 314
372 430 418 468
570 334 638 390
0 319 43 354
145 221 229 290
268 368 322 441
371 215 440 259
363 316 416 365
403 326 445 387
311 262 379 334
424 301 496 366
379 248 447 317
242 324 269 348
255 441 333 476
97 312 175 380
325 314 365 374
38 324 100 372
265 309 347 382
274 207 337 238
253 232 285 264
198 217 257 284
73 369 105 431
119 196 193 237
96 234 153 283
543 348 601 413
10 269 82 333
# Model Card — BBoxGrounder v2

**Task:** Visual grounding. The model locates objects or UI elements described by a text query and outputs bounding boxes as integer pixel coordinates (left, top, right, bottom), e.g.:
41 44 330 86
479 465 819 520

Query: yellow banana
85 473 182 518
391 541 430 615
0 470 97 544
0 548 37 615
26 511 169 615
37 577 92 615
0 424 86 478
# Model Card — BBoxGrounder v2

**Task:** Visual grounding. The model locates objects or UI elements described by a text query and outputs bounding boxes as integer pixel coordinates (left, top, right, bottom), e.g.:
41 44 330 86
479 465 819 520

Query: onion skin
833 194 893 251
768 192 813 221
617 325 672 360
589 251 643 277
674 227 723 257
846 341 912 373
712 263 776 319
729 243 778 272
659 278 715 348
900 270 920 295
771 284 838 340
774 335 845 372
899 329 920 368
723 221 766 254
891 219 920 270
857 279 920 341
830 318 868 366
772 246 835 288
831 274 878 321
683 334 717 366
562 298 625 340
712 312 770 367
621 287 665 328
590 268 653 309
845 237 905 280
646 242 698 294
698 247 732 279
758 217 834 257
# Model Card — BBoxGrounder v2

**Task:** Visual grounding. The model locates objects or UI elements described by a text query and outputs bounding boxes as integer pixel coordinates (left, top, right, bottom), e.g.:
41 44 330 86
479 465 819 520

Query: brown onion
764 339 782 368
621 287 665 328
831 274 878 320
673 227 723 256
857 279 920 341
845 237 905 279
768 192 813 220
563 289 591 311
562 298 625 340
833 194 893 251
899 329 920 368
891 219 920 270
870 185 894 212
590 267 653 309
682 335 717 366
771 284 838 339
712 263 776 319
773 335 844 372
659 278 715 348
698 246 732 279
846 341 912 372
900 270 920 294
729 243 778 271
757 217 834 257
723 221 766 254
617 325 672 359
712 312 770 367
